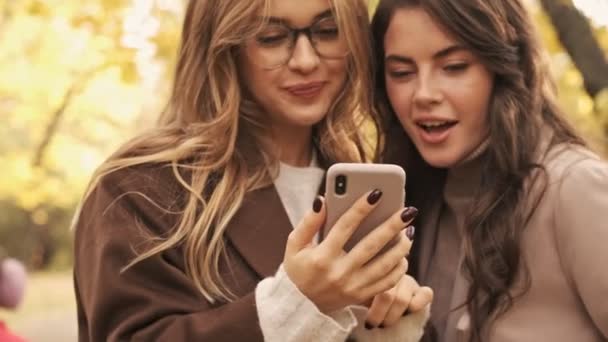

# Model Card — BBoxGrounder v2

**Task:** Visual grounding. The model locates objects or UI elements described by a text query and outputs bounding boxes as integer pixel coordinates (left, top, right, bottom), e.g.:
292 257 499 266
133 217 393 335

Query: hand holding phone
283 187 416 314
321 163 407 252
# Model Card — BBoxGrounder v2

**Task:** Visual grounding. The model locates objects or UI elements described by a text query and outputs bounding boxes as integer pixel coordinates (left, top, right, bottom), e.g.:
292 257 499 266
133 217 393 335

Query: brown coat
74 164 294 341
408 144 608 342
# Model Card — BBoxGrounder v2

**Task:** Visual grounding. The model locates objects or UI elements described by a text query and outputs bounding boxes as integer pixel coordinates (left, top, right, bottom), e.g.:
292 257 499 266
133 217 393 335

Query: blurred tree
540 0 608 98
0 0 184 269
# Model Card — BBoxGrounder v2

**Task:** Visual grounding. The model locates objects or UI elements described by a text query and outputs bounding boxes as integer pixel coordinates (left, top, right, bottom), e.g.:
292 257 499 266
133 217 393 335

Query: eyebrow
266 9 333 26
385 44 467 64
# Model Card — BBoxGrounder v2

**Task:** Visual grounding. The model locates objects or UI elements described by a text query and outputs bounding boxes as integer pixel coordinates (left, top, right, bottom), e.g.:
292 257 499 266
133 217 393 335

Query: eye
256 27 290 47
315 28 339 39
257 34 288 46
387 70 415 79
313 19 339 40
444 63 469 73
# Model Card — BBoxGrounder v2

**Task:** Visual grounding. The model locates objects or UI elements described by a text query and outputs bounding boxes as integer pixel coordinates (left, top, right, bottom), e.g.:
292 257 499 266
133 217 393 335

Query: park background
0 0 607 340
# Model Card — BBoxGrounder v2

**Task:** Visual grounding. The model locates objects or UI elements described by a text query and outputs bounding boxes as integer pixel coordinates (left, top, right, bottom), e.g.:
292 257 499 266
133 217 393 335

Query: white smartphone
320 163 406 252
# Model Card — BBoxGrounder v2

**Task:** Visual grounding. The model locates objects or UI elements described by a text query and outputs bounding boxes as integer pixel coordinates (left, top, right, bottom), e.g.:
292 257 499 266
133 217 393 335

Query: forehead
384 7 458 56
266 0 333 26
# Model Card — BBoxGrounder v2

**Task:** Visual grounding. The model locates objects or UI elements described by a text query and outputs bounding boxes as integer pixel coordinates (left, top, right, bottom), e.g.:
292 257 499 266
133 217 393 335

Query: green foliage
0 0 183 269
531 4 608 153
0 199 73 269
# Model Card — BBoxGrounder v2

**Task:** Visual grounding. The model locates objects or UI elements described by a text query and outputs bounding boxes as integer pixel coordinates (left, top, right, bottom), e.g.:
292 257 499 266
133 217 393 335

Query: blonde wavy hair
74 0 375 303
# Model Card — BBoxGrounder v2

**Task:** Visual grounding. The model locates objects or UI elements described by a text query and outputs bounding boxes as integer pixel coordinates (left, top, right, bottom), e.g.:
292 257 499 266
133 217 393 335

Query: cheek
467 90 492 133
244 69 282 104
386 82 412 118
239 50 281 91
463 71 493 128
327 60 348 85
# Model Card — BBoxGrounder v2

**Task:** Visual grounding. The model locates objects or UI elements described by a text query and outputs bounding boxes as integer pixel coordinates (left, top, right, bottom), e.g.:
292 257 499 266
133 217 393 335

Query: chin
418 149 461 169
288 106 330 126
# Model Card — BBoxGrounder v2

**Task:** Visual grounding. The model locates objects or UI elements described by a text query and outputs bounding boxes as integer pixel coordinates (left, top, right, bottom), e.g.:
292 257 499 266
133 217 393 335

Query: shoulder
539 144 608 236
542 144 608 189
76 162 192 238
539 146 608 309
98 162 188 206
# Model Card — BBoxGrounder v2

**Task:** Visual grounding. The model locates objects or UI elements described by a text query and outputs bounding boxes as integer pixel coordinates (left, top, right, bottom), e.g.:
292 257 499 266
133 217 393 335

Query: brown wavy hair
372 0 585 340
73 0 375 303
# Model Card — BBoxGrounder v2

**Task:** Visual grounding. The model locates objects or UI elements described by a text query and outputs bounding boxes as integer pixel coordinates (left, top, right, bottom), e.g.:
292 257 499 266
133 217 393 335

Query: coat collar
224 184 293 279
416 198 442 282
221 149 331 280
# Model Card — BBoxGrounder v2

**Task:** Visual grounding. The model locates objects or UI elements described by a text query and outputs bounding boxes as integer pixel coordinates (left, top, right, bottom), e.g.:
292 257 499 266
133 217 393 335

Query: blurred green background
0 0 606 340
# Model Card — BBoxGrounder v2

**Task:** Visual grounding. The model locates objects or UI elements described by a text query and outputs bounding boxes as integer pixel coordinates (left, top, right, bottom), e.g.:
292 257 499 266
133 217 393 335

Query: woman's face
239 0 348 134
383 7 494 168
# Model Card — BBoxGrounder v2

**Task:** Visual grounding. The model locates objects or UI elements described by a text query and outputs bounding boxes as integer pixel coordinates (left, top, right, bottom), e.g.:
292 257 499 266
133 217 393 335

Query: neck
273 124 313 167
443 138 490 197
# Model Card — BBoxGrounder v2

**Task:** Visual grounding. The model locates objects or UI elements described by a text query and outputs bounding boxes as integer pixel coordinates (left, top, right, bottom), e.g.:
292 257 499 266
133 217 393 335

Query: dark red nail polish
313 197 323 213
379 324 385 329
401 207 418 222
367 189 383 205
406 226 416 240
365 322 374 330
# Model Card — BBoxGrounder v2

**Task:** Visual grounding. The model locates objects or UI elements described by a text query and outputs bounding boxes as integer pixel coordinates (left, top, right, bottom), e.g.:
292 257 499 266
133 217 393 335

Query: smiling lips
284 82 326 98
414 118 458 144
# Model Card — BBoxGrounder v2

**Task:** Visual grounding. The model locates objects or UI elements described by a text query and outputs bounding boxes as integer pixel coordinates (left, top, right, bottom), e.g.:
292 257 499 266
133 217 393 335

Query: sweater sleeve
255 265 358 342
554 157 608 337
256 265 430 342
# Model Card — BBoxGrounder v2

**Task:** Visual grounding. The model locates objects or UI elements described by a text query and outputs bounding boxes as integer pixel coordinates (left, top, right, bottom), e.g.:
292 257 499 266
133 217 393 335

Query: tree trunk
32 64 109 167
32 85 76 167
540 0 608 98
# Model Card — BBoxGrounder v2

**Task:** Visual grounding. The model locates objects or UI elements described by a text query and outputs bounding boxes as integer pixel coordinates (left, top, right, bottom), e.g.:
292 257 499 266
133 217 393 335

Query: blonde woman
73 0 432 341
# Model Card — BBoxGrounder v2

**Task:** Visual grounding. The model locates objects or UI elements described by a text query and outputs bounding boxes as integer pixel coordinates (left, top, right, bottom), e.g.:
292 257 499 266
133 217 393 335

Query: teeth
419 121 450 128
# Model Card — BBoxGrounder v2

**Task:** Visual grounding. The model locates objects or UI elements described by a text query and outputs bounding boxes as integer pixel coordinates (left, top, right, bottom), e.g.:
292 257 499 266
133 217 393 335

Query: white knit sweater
254 157 430 342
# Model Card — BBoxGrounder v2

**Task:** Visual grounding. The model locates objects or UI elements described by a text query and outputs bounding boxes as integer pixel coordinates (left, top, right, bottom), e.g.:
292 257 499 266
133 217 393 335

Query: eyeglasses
247 16 349 69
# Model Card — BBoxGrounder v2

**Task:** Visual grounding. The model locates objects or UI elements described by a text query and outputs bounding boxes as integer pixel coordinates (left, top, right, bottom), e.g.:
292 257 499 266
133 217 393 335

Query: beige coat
414 144 608 342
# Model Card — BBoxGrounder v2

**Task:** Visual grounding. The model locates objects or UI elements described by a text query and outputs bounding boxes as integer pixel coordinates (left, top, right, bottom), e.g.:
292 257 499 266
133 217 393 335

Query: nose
413 69 443 108
287 34 320 74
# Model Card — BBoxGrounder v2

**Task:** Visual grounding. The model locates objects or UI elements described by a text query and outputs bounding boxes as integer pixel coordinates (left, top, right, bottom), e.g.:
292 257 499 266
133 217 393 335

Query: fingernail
313 197 323 213
401 207 418 222
367 189 383 205
406 226 416 240
378 324 385 329
364 322 374 330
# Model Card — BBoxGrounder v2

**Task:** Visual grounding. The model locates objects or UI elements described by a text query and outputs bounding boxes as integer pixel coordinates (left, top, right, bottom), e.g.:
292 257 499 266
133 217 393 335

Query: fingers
320 190 383 253
344 207 417 268
285 196 326 257
364 276 432 329
408 286 434 313
360 257 407 301
381 275 417 326
365 287 396 328
349 231 410 287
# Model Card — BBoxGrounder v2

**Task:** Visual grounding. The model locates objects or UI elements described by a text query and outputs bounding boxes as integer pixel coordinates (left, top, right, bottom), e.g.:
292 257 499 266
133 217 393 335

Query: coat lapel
417 198 442 282
225 184 292 279
445 257 472 342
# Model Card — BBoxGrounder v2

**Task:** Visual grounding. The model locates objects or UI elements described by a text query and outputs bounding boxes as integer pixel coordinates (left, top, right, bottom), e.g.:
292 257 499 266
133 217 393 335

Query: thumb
285 196 326 257
408 286 434 313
